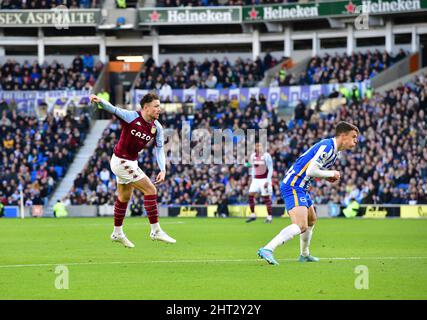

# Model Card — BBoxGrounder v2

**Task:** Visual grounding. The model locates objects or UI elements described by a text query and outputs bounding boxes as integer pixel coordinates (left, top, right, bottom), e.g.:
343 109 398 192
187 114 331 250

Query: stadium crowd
134 54 278 90
271 49 409 86
67 71 426 207
0 107 91 207
0 0 99 9
0 55 103 91
157 0 307 7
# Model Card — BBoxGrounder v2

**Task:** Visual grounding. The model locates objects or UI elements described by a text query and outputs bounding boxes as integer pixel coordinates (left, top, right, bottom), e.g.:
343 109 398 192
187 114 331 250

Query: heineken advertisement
0 9 101 27
243 0 427 22
138 7 242 25
138 0 427 25
243 3 320 22
0 1 426 27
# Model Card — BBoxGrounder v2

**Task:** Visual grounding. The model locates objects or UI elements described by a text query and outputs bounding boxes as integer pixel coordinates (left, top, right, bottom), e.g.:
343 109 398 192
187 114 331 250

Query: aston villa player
90 93 176 248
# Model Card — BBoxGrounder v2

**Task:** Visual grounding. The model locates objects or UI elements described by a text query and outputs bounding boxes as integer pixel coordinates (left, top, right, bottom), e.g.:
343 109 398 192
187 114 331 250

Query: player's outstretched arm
89 94 138 123
265 153 274 183
154 121 166 185
306 162 340 181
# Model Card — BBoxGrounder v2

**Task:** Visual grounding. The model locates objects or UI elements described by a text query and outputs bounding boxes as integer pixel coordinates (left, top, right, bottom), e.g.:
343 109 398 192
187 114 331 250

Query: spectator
0 108 91 206
0 57 103 91
99 168 111 186
68 70 426 206
135 55 276 90
271 50 409 87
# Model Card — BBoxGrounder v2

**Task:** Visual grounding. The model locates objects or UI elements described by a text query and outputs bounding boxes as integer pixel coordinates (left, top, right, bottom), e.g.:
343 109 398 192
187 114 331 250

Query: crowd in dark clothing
157 0 305 7
272 49 409 87
134 54 278 90
68 71 426 206
286 73 427 205
0 0 99 9
0 55 103 91
0 107 91 207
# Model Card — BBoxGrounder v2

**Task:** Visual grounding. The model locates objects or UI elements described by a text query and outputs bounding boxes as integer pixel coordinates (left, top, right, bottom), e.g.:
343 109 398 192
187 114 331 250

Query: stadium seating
157 0 308 7
134 55 278 90
271 49 409 86
0 0 100 9
0 108 91 206
0 56 103 91
68 71 427 205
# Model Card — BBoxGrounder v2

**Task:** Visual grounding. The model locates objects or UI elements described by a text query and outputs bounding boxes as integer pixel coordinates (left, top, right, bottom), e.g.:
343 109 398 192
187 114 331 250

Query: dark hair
335 121 359 136
140 92 159 108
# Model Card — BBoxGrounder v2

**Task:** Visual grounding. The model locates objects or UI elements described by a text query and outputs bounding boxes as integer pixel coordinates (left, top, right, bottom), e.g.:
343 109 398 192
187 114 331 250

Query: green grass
1 217 427 300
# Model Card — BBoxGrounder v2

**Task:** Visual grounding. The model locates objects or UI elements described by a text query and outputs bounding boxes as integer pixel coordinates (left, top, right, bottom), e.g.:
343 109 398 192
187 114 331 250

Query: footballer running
257 121 359 265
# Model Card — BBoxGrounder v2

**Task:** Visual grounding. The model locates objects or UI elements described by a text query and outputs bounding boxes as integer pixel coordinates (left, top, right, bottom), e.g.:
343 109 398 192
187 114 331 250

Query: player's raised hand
90 94 101 104
154 171 166 185
327 171 341 183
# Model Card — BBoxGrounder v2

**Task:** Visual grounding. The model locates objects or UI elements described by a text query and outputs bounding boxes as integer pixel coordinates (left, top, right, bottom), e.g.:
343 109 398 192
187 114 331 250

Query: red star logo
345 1 357 13
249 8 258 20
150 11 161 22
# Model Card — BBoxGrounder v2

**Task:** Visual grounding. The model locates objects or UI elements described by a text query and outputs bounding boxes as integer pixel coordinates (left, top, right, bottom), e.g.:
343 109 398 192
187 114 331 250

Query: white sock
300 225 314 257
150 222 161 233
250 213 256 218
114 226 123 235
264 224 301 252
266 215 273 221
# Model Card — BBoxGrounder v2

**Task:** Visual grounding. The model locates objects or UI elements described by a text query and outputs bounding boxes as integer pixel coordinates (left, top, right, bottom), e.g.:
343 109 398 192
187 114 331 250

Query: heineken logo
144 8 239 24
345 1 358 13
168 9 234 23
247 4 319 21
149 10 161 22
344 0 422 14
139 1 427 25
362 0 421 13
248 8 259 20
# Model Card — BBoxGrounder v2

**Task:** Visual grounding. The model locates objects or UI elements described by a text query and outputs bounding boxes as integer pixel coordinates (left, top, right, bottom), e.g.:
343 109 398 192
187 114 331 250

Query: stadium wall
0 55 101 66
3 205 427 219
371 51 422 88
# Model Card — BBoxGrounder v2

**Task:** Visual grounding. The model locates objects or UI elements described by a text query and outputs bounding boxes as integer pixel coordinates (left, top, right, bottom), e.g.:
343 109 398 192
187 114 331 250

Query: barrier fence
2 204 426 219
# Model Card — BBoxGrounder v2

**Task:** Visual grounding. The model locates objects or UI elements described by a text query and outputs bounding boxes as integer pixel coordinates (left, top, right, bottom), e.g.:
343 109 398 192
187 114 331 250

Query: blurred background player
246 143 274 223
90 93 176 248
257 122 359 265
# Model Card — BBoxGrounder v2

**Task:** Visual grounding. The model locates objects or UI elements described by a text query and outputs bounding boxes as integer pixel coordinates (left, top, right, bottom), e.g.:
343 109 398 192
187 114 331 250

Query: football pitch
1 217 427 300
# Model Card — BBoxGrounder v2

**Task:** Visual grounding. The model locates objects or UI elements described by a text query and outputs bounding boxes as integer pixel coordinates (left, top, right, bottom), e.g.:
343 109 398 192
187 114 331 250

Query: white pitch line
0 256 426 269
26 221 185 228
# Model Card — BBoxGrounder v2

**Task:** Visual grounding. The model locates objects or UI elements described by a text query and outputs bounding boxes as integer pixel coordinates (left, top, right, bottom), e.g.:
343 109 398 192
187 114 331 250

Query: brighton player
89 93 176 248
246 143 274 223
257 122 359 265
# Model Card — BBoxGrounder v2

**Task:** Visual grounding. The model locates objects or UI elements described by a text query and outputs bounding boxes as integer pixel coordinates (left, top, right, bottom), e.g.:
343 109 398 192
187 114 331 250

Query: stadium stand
0 0 100 9
157 0 310 7
67 71 427 206
134 55 278 90
270 49 409 87
0 56 103 91
0 108 91 206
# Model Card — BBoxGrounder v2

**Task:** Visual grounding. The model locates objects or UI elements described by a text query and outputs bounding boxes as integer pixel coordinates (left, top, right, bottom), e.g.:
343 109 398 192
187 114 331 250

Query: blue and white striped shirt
282 138 340 190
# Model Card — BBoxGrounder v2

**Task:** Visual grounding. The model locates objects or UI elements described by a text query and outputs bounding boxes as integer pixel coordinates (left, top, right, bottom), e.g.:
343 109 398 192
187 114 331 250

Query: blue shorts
280 181 313 212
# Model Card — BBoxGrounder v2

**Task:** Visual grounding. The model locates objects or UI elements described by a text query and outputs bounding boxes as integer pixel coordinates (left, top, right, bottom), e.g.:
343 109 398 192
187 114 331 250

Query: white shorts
110 153 146 185
249 178 272 196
